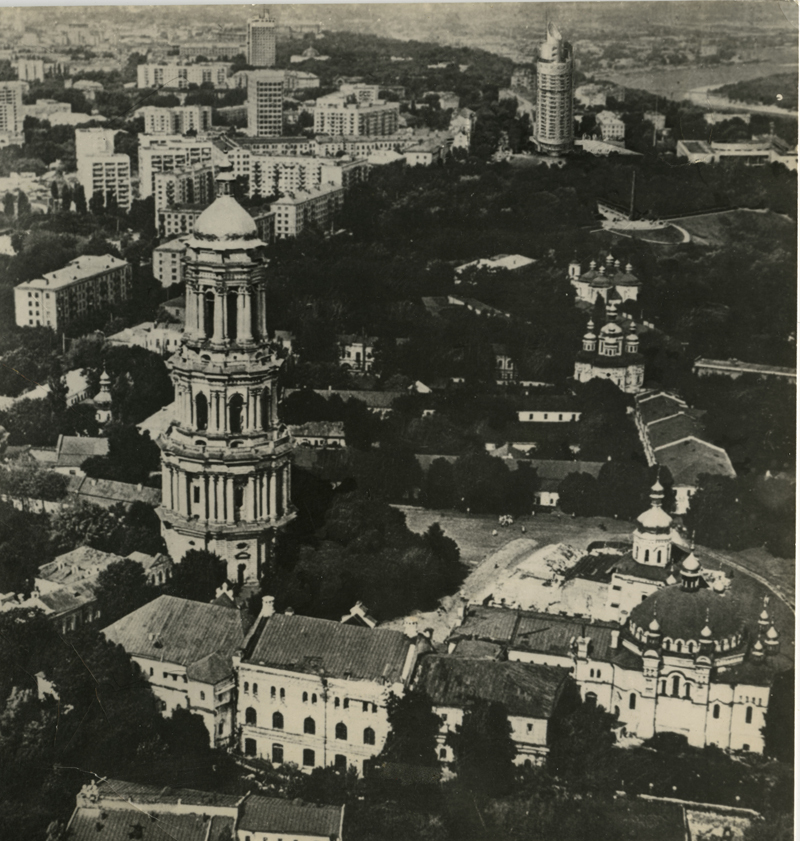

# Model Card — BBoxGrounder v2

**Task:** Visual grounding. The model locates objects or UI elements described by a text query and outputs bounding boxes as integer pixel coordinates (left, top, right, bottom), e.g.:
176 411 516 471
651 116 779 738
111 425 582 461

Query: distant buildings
338 334 377 372
178 30 247 61
246 69 285 137
108 320 185 357
676 137 797 170
0 81 24 146
14 254 132 332
136 62 230 90
75 127 132 210
140 104 213 135
16 58 44 82
153 163 215 213
138 135 216 199
692 358 797 383
595 110 626 143
247 10 277 68
455 253 535 281
283 69 320 92
645 111 667 131
575 83 608 108
67 779 344 841
235 596 422 774
272 183 344 239
534 23 574 155
314 91 400 137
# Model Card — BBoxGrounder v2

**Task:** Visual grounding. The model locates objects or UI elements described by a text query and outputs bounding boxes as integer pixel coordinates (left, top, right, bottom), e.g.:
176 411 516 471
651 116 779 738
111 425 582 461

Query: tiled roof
39 546 122 583
528 459 605 492
647 412 706 451
288 421 346 438
310 389 404 409
655 437 736 485
186 650 234 685
55 434 109 468
238 795 342 837
103 595 253 677
450 639 504 660
20 254 128 292
451 605 520 645
73 476 161 508
68 809 225 841
94 779 240 807
635 392 687 426
415 655 570 718
243 613 412 683
612 552 676 583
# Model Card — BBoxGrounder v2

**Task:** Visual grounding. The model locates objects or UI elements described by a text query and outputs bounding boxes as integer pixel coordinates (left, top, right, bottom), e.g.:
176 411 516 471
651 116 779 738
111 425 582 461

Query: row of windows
244 708 376 744
242 682 376 712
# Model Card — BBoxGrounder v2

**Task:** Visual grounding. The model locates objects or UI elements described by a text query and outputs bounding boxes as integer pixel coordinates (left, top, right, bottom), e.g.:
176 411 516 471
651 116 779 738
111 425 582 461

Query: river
598 60 798 108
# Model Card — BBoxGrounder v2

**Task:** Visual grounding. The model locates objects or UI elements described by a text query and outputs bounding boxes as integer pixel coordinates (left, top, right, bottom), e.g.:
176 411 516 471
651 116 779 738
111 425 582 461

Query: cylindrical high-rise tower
535 23 574 156
157 172 294 584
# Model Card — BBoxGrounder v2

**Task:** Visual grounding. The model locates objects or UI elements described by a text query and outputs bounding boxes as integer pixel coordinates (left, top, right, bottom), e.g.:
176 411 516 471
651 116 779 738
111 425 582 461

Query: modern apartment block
246 70 285 137
0 81 24 146
75 127 131 210
247 11 277 67
16 58 45 82
153 163 215 213
14 254 132 332
140 105 213 135
138 135 217 198
534 23 574 155
272 183 345 239
137 62 230 90
314 92 400 136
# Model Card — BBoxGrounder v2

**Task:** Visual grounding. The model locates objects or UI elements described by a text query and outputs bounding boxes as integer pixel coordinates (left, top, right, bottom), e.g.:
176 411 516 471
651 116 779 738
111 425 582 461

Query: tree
16 191 30 217
60 183 72 212
423 458 457 510
81 423 160 485
557 472 600 517
381 689 442 767
453 451 511 514
73 183 87 214
94 558 158 625
342 397 376 450
89 190 104 215
762 669 794 763
168 549 227 602
3 191 14 217
446 699 517 796
423 522 460 569
595 460 651 519
49 498 119 554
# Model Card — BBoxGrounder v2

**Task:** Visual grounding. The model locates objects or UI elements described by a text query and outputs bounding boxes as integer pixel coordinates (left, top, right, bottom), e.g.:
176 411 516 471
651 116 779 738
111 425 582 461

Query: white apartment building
247 12 277 67
75 127 131 210
137 62 230 90
138 135 217 198
272 183 344 238
153 236 191 286
0 81 24 145
595 110 626 143
246 70 285 137
153 163 215 212
235 597 420 775
314 92 400 136
104 595 253 745
140 105 213 135
338 83 381 104
284 69 320 92
14 254 132 332
17 58 45 82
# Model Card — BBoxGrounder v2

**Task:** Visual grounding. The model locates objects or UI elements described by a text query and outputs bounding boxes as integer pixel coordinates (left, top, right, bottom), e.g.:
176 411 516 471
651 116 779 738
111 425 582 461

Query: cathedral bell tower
156 171 295 584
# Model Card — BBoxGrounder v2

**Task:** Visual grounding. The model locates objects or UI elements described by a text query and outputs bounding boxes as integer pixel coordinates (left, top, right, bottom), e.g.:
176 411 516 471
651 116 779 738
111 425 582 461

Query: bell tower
156 172 294 584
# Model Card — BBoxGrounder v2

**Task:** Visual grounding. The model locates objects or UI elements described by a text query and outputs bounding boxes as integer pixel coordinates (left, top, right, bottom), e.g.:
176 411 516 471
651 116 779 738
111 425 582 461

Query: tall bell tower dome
156 172 295 584
632 480 672 567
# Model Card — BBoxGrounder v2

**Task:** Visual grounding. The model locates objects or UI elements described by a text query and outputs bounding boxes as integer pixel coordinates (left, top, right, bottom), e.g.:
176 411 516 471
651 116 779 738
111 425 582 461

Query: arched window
251 292 259 340
656 550 662 564
303 749 315 767
685 684 692 700
229 394 244 434
687 642 694 653
227 290 238 341
664 639 671 651
272 712 284 729
745 706 753 724
676 641 683 653
272 743 283 764
335 722 347 740
363 727 375 746
270 686 276 699
629 693 636 710
302 692 308 703
280 688 285 700
585 692 597 706
334 698 340 708
245 707 257 725
195 393 208 430
590 668 594 678
644 549 650 563
244 682 249 693
312 694 317 704
261 388 270 430
672 676 680 697
713 704 720 719
660 680 666 695
304 717 316 735
204 292 215 339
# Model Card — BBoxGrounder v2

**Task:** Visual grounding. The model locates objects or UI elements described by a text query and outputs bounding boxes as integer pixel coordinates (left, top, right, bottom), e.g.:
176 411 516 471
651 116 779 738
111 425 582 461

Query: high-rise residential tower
534 23 574 155
156 171 295 583
0 81 24 145
247 9 277 68
246 70 284 137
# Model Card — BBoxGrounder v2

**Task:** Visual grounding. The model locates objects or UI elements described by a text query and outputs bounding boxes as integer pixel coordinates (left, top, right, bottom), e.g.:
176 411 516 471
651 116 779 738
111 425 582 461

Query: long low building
66 779 344 841
693 357 796 383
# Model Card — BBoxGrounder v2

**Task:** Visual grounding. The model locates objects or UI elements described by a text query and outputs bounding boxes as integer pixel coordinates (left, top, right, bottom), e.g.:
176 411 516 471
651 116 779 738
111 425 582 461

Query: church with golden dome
156 170 295 583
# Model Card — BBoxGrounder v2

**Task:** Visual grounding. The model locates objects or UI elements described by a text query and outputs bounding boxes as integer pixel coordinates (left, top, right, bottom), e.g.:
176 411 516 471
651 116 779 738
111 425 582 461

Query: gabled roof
415 655 570 718
646 412 706 451
94 779 241 807
654 437 737 485
238 795 342 837
243 613 412 683
635 391 687 425
68 809 233 841
288 421 346 438
72 476 161 508
55 434 109 468
103 595 253 679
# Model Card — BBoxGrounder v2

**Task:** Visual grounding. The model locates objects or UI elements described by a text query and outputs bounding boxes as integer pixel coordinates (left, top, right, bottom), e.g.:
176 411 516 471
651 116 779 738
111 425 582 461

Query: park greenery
714 72 798 112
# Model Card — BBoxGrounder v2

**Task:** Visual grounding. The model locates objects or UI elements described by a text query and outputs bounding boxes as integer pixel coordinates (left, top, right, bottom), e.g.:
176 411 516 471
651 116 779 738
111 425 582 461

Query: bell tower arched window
261 388 270 430
229 394 244 434
227 291 238 341
195 393 208 431
251 289 259 340
204 292 215 339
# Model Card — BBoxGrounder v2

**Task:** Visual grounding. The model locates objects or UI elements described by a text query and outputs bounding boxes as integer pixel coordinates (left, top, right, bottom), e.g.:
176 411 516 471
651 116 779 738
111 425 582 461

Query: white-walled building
76 127 131 210
247 11 277 68
153 163 215 212
103 594 253 745
137 62 230 90
16 58 45 82
271 183 344 238
415 656 573 766
235 597 420 775
0 81 24 145
139 135 217 198
108 320 185 356
246 70 285 137
14 254 132 331
568 253 641 304
314 92 399 137
140 105 213 135
595 110 626 143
